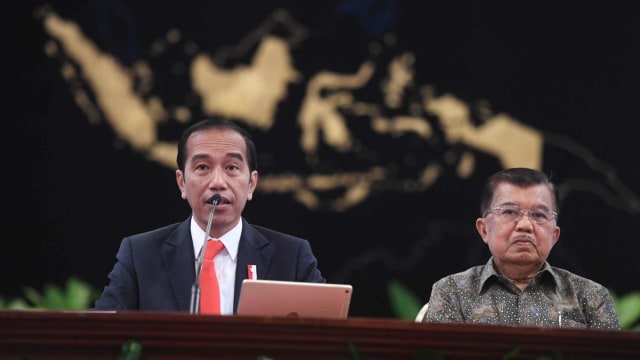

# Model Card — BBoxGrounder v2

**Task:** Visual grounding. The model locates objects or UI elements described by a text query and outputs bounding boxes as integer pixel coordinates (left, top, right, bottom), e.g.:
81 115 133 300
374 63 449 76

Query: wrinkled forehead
492 183 555 209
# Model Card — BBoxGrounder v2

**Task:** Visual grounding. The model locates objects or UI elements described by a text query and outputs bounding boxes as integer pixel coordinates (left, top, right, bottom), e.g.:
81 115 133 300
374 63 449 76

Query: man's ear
551 225 561 247
476 217 489 245
176 170 187 200
247 170 258 201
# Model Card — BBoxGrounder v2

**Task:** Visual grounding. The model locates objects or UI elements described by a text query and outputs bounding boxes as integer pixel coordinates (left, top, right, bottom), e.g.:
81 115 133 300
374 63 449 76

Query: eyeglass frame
483 204 558 225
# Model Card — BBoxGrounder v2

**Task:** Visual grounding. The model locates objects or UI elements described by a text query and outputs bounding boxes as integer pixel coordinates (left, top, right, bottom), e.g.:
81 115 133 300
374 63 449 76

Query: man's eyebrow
190 152 244 162
496 202 551 210
191 153 210 162
226 152 244 162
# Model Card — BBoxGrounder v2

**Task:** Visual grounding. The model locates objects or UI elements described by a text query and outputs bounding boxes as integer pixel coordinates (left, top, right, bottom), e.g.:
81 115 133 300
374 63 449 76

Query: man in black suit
94 118 325 313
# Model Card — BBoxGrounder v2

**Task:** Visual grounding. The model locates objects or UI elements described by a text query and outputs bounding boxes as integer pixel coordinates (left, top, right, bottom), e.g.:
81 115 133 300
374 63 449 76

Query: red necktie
200 240 225 314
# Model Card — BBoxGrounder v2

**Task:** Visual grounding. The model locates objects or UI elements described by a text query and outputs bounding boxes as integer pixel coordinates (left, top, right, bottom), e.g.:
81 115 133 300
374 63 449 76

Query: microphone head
209 193 222 205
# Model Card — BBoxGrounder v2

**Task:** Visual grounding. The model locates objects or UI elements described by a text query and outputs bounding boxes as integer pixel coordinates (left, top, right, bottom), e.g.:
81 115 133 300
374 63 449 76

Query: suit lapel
161 218 196 312
234 218 273 311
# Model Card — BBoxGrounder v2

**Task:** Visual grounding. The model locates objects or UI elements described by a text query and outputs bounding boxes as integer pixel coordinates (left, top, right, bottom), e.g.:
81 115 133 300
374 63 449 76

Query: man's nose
208 168 226 186
520 210 532 219
515 210 534 228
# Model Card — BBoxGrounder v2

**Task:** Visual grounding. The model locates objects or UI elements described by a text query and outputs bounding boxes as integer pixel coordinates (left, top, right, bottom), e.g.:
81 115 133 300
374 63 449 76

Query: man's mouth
512 237 535 246
207 195 230 205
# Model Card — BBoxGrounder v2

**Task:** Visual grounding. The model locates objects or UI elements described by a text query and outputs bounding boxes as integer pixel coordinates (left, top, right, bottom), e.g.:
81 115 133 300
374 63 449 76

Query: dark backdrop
5 1 640 317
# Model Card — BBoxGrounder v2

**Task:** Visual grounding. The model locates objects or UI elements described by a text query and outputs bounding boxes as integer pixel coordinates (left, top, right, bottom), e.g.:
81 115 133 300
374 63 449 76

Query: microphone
189 193 221 314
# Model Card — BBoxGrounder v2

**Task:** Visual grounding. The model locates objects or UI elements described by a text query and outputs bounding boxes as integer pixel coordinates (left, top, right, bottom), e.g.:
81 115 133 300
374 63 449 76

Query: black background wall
4 1 640 317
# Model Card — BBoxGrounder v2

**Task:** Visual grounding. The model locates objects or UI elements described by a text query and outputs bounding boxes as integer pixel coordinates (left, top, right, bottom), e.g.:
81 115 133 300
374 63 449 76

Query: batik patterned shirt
423 258 620 330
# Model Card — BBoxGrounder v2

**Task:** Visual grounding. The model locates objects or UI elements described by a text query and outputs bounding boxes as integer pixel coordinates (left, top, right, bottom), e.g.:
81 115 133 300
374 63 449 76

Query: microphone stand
189 194 220 314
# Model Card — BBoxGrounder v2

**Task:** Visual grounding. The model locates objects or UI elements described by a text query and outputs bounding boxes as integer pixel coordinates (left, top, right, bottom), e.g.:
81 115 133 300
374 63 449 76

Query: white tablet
236 279 353 319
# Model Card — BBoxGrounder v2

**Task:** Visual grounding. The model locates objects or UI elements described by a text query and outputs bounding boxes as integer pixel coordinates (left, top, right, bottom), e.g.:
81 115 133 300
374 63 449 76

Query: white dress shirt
191 217 241 315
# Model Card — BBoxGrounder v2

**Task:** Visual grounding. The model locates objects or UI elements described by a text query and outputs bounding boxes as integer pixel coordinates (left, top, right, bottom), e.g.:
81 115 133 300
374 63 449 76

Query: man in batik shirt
423 168 619 330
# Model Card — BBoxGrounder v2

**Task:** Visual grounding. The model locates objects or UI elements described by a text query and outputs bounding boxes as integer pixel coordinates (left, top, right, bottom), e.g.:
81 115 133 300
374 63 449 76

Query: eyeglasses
484 205 557 225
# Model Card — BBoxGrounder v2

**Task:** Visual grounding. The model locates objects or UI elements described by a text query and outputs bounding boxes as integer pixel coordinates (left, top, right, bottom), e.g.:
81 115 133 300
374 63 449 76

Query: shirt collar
190 216 242 261
479 257 557 294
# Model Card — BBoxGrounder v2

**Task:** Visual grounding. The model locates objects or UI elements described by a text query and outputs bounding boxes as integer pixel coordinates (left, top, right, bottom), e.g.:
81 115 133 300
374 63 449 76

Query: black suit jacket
94 217 326 312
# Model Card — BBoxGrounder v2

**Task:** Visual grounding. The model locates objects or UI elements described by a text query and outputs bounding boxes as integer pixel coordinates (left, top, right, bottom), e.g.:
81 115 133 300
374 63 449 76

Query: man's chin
505 249 540 261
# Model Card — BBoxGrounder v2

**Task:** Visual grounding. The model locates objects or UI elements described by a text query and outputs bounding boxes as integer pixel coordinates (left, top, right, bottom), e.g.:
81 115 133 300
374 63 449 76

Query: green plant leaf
613 291 640 329
22 286 44 308
501 348 520 359
387 279 424 321
346 340 360 360
42 284 66 309
6 278 98 310
65 277 94 309
1 297 32 310
118 339 142 360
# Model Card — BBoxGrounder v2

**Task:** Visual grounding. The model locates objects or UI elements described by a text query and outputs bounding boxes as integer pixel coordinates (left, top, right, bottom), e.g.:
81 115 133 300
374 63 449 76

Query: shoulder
549 266 611 294
429 265 485 302
242 221 316 255
248 222 309 244
434 265 484 288
121 220 188 250
242 218 308 242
